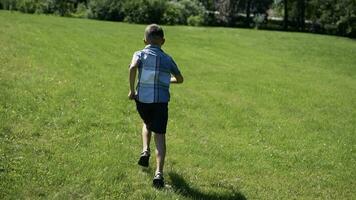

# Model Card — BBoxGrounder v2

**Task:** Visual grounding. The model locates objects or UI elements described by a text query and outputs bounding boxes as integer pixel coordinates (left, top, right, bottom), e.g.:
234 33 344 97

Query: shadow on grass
141 166 153 174
169 172 247 200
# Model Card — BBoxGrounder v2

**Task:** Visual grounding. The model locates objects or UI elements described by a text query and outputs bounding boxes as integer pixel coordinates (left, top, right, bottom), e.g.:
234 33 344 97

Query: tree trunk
283 0 288 30
246 0 251 27
299 0 305 31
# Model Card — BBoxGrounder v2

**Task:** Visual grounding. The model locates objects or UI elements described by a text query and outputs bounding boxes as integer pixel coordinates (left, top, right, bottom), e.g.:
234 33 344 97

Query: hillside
1 11 355 199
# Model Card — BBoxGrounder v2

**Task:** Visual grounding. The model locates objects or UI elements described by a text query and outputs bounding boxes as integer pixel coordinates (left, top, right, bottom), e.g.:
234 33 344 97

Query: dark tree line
279 0 356 37
0 0 355 37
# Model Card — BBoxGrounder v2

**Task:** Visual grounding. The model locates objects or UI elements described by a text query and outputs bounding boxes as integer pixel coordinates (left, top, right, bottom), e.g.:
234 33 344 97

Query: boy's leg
138 123 151 167
142 123 151 152
154 133 166 174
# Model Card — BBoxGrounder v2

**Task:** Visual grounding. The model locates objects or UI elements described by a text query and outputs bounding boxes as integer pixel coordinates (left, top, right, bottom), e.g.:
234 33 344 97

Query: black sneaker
138 151 150 167
153 173 164 188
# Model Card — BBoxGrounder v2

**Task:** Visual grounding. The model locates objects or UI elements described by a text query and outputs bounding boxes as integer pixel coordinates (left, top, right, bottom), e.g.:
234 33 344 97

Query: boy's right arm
128 65 137 100
128 53 140 100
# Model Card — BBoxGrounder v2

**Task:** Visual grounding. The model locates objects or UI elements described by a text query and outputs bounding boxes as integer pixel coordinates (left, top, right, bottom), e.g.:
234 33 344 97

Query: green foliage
308 0 356 36
0 0 17 10
163 1 185 25
0 0 86 15
16 0 38 13
123 0 166 24
71 2 87 18
252 0 274 14
163 0 206 25
179 0 205 21
0 0 355 37
187 15 203 26
87 0 124 21
253 13 266 29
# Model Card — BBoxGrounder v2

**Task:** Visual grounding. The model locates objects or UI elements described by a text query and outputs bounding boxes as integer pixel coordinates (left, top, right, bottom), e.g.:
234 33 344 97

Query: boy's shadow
168 172 247 200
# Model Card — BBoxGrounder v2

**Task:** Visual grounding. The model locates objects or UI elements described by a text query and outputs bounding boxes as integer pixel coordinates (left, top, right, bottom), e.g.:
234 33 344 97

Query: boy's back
133 44 181 103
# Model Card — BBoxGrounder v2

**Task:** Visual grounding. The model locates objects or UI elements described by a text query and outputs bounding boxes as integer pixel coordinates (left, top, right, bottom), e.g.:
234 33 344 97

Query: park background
1 0 356 199
1 0 356 38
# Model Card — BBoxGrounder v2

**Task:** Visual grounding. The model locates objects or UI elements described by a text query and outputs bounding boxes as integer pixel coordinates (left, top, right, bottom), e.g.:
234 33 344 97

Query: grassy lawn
0 11 355 199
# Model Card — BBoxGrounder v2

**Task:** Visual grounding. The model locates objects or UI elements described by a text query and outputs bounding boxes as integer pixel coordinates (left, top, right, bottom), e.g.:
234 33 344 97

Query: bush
163 1 184 25
324 24 338 35
123 0 166 24
34 0 54 14
0 0 55 14
162 0 207 26
88 0 124 21
253 14 266 29
16 0 38 13
346 16 356 38
179 0 206 25
179 0 205 20
0 0 17 10
187 15 203 26
71 2 87 18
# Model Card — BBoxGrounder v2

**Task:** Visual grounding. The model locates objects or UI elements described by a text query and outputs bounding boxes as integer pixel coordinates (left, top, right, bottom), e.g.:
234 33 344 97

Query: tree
283 0 288 29
214 0 240 26
297 0 305 31
245 0 252 26
88 0 125 21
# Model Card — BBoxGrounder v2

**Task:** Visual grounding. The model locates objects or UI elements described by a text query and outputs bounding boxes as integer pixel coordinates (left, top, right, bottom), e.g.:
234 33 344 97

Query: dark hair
144 24 164 42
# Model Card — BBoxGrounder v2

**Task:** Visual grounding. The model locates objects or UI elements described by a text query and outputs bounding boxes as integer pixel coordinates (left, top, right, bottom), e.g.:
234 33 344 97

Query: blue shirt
132 45 181 103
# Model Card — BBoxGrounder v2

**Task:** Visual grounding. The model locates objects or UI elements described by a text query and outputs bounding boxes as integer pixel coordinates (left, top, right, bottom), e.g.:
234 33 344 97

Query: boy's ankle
155 171 163 176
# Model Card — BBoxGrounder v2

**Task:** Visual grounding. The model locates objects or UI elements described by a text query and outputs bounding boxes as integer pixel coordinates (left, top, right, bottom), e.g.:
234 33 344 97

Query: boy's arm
170 58 183 84
128 59 139 100
170 73 184 84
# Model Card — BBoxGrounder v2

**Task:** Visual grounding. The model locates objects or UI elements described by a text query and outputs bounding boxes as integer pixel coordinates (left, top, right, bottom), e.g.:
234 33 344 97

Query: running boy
128 24 184 188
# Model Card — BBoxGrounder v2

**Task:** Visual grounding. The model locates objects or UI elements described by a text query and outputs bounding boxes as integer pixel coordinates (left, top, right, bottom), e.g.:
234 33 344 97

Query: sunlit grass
1 11 355 199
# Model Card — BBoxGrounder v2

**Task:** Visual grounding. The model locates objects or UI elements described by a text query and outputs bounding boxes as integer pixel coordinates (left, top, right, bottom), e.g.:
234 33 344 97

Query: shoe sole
153 179 164 188
138 156 149 167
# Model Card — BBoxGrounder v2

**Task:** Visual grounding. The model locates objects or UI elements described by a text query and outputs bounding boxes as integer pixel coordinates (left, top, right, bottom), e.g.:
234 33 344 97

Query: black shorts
135 100 168 134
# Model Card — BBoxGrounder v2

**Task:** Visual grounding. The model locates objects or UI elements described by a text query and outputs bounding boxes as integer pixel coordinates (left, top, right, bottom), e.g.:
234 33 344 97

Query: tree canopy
0 0 355 37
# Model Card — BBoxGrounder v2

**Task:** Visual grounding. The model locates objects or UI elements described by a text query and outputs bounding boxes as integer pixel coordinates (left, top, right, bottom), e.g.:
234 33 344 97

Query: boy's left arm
170 58 183 84
170 73 184 84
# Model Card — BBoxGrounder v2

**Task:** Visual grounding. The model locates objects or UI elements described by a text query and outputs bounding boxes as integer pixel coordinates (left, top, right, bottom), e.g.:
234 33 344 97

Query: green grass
1 10 355 199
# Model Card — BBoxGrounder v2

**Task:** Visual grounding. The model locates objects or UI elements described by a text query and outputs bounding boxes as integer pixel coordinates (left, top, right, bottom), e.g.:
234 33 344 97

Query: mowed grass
1 10 355 199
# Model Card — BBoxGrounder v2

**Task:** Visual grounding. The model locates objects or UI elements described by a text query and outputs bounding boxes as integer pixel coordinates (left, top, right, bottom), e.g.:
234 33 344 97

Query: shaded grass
0 11 356 199
169 172 246 200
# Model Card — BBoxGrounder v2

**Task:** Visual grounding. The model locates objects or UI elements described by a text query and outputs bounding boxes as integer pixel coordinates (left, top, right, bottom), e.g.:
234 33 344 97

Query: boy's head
144 24 165 46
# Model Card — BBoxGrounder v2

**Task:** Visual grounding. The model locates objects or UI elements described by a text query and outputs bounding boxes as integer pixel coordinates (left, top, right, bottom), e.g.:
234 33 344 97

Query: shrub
163 1 184 25
16 0 38 13
49 0 77 16
123 0 166 24
324 24 338 35
34 0 54 14
253 14 266 29
88 0 124 21
348 16 356 38
179 0 206 25
0 0 17 10
0 0 55 14
187 15 203 26
71 2 87 18
179 0 205 20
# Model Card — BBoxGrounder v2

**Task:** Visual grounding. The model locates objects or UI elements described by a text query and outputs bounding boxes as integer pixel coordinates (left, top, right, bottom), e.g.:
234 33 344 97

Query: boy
128 24 184 188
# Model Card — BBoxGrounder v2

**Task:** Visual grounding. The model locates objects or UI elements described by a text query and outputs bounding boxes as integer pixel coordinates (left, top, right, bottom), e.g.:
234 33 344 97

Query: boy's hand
170 74 184 84
128 91 137 100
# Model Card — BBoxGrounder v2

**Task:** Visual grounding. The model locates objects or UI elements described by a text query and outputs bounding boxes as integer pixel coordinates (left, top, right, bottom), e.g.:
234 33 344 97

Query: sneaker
138 151 150 167
153 173 164 188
